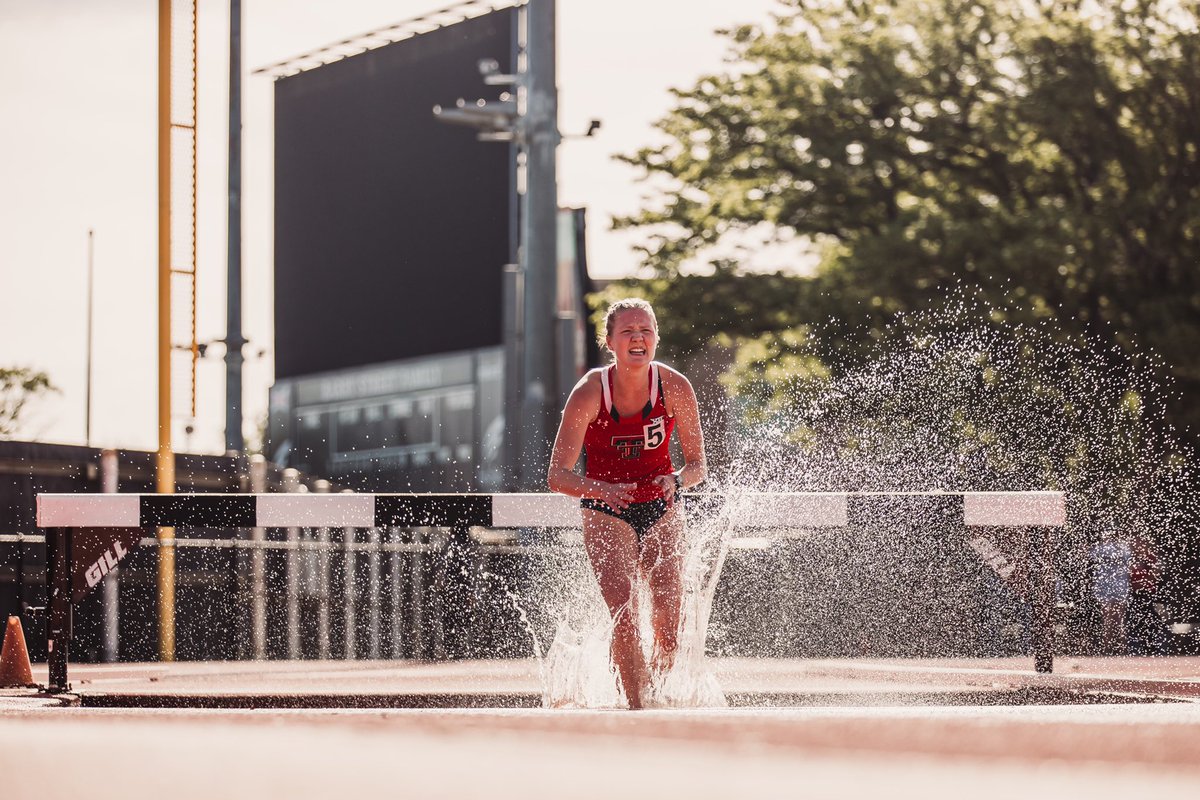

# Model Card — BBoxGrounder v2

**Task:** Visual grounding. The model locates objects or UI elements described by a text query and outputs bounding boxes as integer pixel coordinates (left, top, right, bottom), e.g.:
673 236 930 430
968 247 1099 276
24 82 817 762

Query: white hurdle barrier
36 491 1066 529
33 491 1066 692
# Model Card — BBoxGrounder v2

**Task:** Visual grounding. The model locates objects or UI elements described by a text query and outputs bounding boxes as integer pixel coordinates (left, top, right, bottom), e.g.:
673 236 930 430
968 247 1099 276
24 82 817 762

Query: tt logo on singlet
612 417 667 458
612 436 644 458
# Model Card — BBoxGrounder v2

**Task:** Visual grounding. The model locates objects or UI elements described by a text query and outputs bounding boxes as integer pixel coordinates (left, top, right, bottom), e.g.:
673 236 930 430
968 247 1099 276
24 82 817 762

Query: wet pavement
3 657 1199 798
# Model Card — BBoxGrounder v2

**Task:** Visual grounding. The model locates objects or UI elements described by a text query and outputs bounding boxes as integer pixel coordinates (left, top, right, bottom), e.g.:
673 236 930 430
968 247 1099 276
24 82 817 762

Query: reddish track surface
5 705 1200 799
4 657 1200 799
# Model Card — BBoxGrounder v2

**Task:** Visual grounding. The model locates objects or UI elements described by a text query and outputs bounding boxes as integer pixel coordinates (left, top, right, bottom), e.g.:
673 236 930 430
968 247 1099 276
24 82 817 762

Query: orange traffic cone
0 615 36 688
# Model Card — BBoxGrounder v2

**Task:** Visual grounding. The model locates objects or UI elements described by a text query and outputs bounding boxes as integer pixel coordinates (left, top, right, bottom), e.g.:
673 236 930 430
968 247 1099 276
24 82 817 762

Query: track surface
4 657 1200 799
4 705 1200 799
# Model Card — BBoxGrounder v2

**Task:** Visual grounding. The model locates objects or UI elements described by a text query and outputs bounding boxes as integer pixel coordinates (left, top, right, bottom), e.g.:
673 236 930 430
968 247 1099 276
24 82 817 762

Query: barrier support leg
409 536 427 659
442 524 477 660
47 528 73 693
431 531 448 661
1030 526 1055 674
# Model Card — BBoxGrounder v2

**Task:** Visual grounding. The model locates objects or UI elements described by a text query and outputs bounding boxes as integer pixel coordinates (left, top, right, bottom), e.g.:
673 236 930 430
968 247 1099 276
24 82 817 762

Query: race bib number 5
643 417 666 450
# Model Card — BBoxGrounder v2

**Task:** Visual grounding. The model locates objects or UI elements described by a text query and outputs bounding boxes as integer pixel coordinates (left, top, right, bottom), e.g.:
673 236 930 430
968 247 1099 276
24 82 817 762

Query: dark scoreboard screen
268 347 505 492
273 9 516 380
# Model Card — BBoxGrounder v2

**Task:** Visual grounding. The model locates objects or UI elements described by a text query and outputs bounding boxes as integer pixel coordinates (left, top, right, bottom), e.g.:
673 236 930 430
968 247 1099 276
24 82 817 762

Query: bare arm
652 367 708 502
547 374 637 510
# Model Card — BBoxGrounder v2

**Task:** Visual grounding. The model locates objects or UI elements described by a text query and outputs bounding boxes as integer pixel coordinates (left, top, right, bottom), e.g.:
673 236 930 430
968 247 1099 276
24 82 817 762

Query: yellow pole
157 0 176 662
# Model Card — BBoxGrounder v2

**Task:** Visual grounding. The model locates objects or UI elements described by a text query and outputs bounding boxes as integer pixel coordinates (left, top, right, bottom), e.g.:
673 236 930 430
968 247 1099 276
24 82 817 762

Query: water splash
539 511 731 709
725 291 1196 518
524 290 1199 705
647 500 731 707
543 609 622 708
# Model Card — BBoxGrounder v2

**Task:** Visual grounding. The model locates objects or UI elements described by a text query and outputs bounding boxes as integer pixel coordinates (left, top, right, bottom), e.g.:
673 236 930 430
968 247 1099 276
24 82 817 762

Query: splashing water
539 507 732 709
724 292 1197 539
515 291 1199 707
649 498 733 707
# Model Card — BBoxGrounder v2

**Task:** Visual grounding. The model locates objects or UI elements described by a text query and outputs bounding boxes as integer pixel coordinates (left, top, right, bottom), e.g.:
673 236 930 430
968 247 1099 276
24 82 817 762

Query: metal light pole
517 0 559 490
85 229 94 448
225 0 246 455
100 449 120 662
434 0 560 491
156 0 176 662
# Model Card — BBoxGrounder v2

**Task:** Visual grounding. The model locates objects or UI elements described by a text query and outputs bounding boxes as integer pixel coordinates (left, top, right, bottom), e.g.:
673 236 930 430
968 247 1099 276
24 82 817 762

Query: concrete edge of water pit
0 687 80 709
10 655 1197 710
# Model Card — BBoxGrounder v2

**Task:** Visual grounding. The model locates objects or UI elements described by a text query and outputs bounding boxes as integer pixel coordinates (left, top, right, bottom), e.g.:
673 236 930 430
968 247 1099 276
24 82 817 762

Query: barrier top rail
36 491 1066 529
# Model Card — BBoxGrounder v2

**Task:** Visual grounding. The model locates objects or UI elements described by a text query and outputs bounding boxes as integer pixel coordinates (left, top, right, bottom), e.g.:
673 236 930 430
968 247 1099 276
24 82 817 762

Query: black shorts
581 497 670 542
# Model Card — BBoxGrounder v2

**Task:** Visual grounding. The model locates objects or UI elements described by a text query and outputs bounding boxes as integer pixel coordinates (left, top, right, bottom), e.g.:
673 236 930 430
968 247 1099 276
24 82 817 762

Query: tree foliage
611 0 1200 447
0 367 58 438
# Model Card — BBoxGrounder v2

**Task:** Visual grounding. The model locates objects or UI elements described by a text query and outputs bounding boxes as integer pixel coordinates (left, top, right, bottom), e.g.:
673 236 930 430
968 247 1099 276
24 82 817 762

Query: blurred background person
1128 536 1165 655
1091 530 1133 655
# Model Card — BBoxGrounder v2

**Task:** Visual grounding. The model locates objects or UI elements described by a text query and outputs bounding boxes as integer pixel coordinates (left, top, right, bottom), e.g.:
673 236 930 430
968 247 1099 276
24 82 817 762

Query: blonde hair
600 298 657 350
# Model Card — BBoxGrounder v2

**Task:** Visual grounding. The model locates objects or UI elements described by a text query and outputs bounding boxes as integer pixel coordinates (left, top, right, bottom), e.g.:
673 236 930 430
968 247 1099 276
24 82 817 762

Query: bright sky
0 0 783 454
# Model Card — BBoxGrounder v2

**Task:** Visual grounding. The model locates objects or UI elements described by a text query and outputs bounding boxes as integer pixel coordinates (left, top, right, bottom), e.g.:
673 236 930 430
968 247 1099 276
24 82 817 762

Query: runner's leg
583 508 646 709
640 504 684 675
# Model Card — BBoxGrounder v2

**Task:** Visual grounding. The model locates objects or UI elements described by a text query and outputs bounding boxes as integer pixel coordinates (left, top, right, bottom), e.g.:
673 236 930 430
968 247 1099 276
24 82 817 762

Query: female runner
548 298 707 709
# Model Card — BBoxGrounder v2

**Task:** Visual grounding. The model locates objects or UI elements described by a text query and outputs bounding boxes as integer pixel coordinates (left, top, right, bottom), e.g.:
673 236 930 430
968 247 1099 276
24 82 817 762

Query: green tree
590 262 813 360
614 0 1200 446
0 367 58 438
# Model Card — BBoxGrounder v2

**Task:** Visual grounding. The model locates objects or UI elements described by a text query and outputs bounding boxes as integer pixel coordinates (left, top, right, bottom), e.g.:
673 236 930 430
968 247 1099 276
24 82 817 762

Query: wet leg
640 505 684 675
583 509 646 709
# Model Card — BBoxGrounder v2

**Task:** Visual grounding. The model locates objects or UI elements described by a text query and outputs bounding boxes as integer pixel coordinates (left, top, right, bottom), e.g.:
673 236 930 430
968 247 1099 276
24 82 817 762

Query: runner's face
607 309 657 365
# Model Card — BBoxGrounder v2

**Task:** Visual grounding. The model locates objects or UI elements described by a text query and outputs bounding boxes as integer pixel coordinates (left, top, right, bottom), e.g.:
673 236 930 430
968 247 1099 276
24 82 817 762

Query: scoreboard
273 8 517 380
268 348 504 492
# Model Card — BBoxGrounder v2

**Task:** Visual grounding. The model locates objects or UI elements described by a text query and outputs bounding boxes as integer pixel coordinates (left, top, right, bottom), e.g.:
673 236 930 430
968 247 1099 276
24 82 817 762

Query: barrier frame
35 491 1066 692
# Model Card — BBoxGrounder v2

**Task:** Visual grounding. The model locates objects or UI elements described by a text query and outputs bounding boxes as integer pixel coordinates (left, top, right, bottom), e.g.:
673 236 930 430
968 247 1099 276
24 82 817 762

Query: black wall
274 9 515 380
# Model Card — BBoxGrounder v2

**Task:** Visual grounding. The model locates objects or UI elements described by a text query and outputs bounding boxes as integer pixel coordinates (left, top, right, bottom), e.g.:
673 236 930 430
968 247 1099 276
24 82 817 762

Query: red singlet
583 362 676 503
